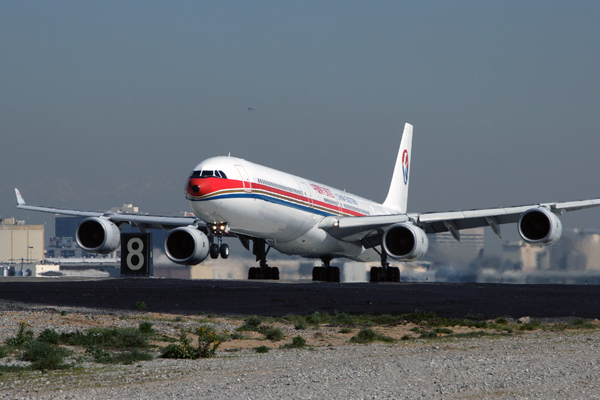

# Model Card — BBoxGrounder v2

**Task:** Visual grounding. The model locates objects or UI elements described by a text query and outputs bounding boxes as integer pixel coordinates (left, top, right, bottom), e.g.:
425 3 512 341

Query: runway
0 278 599 319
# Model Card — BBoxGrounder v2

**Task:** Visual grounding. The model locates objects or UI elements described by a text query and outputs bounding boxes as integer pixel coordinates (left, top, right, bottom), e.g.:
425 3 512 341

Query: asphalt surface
0 278 599 319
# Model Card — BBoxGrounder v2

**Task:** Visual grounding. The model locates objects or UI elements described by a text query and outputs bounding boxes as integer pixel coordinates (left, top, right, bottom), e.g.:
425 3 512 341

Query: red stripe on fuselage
186 177 366 217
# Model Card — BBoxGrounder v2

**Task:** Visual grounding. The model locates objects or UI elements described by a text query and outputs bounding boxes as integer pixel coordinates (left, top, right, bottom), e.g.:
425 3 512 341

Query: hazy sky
2 1 599 255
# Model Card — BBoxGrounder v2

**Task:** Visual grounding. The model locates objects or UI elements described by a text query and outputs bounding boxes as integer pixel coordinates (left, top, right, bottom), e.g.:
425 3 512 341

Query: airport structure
0 217 44 264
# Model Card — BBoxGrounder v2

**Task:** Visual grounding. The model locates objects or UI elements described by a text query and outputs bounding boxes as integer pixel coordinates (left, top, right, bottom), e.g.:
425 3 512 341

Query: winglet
382 123 413 213
14 188 26 206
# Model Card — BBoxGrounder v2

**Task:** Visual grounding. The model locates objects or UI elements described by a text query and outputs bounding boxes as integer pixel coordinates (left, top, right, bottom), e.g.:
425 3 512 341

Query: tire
248 267 257 280
270 267 280 280
393 267 400 282
313 267 324 281
220 243 229 259
209 243 219 259
332 267 340 283
386 267 394 282
370 267 380 283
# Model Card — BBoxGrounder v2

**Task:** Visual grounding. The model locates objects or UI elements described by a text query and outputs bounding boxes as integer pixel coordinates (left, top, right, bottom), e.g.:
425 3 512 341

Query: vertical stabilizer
382 123 413 213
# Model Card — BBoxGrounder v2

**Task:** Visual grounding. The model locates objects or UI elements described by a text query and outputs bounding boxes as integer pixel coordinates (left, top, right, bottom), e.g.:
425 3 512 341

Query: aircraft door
235 165 252 193
300 182 314 208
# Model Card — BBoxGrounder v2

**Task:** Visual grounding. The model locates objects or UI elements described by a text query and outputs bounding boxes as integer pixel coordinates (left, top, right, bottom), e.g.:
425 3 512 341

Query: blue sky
2 1 599 253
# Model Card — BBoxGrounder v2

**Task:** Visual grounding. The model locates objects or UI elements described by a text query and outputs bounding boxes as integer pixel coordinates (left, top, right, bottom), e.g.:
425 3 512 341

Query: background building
0 218 44 263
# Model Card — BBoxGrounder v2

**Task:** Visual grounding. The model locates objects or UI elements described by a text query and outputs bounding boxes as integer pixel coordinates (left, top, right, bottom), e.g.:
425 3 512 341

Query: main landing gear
247 238 279 280
370 248 400 283
312 256 340 283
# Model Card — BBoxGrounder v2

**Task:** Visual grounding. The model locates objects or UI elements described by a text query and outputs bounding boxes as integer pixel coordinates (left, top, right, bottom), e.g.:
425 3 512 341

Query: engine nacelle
518 207 562 246
76 217 121 254
383 223 429 261
164 226 210 265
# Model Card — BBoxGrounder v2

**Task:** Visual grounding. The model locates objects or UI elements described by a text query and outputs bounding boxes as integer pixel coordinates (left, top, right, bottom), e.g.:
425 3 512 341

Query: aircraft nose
186 178 211 197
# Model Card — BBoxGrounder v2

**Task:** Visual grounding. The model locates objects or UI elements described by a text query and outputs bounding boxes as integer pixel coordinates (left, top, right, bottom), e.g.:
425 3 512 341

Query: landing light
333 221 339 227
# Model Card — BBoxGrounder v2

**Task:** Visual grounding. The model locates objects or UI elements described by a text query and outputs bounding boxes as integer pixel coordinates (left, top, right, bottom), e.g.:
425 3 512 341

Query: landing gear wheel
210 243 219 259
220 243 229 259
312 267 323 281
332 266 340 282
388 266 400 282
370 267 383 283
312 266 340 282
326 267 340 283
248 267 257 280
268 267 280 280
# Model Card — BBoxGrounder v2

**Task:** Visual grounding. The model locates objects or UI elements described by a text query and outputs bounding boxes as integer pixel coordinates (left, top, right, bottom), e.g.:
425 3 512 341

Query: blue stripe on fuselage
187 192 335 217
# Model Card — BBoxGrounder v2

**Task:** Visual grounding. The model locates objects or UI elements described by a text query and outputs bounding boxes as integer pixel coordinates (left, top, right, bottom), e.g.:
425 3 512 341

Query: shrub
332 312 355 326
237 316 263 332
339 327 352 334
139 322 154 335
294 320 308 330
262 328 284 342
22 341 71 370
6 322 34 347
283 335 306 349
229 331 244 340
519 321 541 331
161 331 195 359
60 311 67 316
371 314 399 326
255 345 269 353
135 301 147 310
305 312 329 325
196 326 221 358
400 335 414 341
113 350 153 365
350 328 380 343
86 345 112 363
38 329 60 345
60 327 149 349
434 328 453 335
495 317 508 325
418 330 439 339
0 346 8 358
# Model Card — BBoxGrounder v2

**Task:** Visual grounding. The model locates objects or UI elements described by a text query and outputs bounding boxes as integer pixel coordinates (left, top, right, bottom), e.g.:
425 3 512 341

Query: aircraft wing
14 188 203 231
320 198 600 245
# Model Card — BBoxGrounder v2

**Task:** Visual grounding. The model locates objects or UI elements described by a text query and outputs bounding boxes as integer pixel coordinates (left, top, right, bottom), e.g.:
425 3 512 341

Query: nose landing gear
208 223 230 260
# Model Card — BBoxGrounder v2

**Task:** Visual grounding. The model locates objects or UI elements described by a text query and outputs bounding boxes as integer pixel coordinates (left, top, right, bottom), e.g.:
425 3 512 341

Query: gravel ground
1 302 600 399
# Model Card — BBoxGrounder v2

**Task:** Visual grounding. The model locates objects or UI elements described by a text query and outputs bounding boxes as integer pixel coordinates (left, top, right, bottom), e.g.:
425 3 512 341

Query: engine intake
518 208 562 246
383 223 429 261
164 227 210 265
76 217 121 254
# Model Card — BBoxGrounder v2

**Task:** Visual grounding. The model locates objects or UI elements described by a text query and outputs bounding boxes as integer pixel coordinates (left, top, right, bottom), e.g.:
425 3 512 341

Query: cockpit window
189 170 228 179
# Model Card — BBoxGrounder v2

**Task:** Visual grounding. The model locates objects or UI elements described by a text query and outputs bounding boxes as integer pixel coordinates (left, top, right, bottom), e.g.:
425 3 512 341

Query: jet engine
518 207 562 246
164 227 210 265
76 217 121 254
383 223 429 261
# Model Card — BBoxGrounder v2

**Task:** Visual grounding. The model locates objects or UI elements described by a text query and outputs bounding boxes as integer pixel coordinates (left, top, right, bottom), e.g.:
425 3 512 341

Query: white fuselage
185 156 398 262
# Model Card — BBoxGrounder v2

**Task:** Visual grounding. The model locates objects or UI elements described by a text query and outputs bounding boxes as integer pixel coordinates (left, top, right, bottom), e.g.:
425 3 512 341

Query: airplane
15 123 600 283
